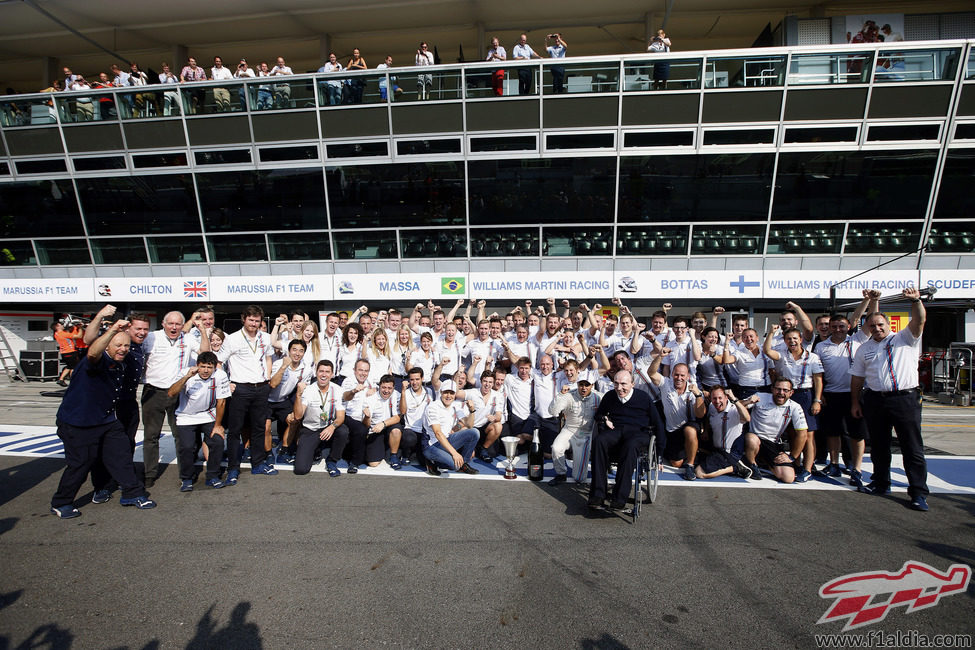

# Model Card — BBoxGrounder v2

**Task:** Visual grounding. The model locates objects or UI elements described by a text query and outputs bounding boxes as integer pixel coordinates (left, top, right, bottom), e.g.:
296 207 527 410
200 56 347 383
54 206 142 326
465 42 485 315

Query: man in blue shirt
50 320 156 519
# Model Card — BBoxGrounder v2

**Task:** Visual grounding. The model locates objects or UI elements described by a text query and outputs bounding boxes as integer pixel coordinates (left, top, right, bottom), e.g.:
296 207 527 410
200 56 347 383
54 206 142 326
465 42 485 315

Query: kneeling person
168 351 231 491
363 375 411 469
293 361 346 476
420 389 479 476
696 387 751 479
742 378 808 483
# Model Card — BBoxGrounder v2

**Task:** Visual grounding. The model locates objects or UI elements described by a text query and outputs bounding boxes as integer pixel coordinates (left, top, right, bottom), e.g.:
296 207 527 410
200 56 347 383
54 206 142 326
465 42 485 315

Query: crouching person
696 386 752 479
547 379 599 485
741 378 808 483
293 360 346 476
168 351 231 491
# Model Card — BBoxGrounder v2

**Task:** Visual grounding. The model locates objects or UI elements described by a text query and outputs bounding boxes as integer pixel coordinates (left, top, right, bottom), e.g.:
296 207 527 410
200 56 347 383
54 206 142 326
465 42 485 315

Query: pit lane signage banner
333 273 462 301
762 270 920 300
0 278 95 302
92 277 190 302
209 275 332 302
468 272 612 299
613 271 763 300
920 270 975 299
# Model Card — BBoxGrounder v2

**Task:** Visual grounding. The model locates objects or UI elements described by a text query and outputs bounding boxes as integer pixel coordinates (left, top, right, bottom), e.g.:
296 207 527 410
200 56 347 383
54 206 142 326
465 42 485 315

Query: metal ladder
0 325 27 382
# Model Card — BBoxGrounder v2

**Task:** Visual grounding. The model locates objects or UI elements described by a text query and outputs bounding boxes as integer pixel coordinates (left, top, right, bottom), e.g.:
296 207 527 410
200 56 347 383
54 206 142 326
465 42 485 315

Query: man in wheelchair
587 370 655 513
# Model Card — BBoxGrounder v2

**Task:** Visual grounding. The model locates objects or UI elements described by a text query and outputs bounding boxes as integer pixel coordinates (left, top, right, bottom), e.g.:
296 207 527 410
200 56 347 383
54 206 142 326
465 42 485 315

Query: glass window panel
543 226 611 256
132 152 188 168
178 81 249 115
618 154 774 222
787 52 874 85
315 71 386 106
2 96 60 125
196 168 326 231
0 162 8 175
259 145 319 162
469 158 616 226
542 62 619 95
623 131 693 147
15 159 66 174
546 133 614 149
147 236 206 263
927 223 975 253
0 180 82 237
326 162 465 228
395 138 461 155
73 156 126 172
469 136 536 152
116 88 170 119
702 129 774 145
773 151 937 221
377 68 462 103
54 89 120 123
470 228 538 257
241 77 316 112
691 224 764 255
704 55 786 88
783 126 857 143
615 226 689 256
194 149 252 165
969 48 975 79
76 174 200 235
766 224 844 255
624 59 702 91
874 48 960 83
35 238 91 265
400 229 467 258
844 223 921 254
866 124 939 141
934 150 975 220
207 234 268 261
0 239 37 266
955 124 975 140
269 232 331 260
90 237 148 264
332 231 397 259
326 142 388 158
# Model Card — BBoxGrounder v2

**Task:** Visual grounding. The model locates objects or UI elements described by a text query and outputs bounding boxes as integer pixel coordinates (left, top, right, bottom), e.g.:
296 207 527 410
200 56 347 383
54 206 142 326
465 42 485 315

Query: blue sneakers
179 479 194 492
225 468 240 485
326 460 340 477
50 504 81 519
389 453 402 470
119 495 156 509
795 469 811 483
250 462 278 476
205 478 225 489
91 489 112 504
910 496 929 512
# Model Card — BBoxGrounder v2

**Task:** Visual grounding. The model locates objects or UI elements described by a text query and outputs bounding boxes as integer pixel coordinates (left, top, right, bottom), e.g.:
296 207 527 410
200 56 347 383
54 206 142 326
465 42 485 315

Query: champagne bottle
528 428 543 481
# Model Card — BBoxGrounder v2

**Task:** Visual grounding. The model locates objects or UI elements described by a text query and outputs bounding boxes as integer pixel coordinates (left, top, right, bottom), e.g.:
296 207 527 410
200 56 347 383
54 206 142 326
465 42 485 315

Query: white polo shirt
733 345 772 388
268 359 313 403
504 374 532 420
467 388 503 428
401 385 435 432
364 390 400 426
175 369 231 426
708 401 745 454
749 393 808 442
850 328 921 392
144 330 193 389
817 332 868 393
532 370 557 418
772 349 823 391
659 377 698 432
341 377 376 420
298 382 344 430
217 329 273 383
319 330 342 366
422 399 468 444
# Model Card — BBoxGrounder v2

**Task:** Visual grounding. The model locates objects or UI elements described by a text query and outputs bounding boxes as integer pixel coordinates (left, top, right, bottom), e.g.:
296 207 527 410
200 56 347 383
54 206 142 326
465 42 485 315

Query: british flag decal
184 280 208 298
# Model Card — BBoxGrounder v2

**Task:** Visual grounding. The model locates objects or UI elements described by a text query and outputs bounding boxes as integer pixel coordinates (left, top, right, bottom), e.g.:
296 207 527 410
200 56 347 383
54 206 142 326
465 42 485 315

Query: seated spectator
376 55 402 100
292 361 347 476
696 387 752 479
741 378 809 483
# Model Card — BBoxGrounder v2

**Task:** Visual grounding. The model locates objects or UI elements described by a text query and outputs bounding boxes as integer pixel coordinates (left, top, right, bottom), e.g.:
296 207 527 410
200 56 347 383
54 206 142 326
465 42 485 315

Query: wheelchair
629 433 660 521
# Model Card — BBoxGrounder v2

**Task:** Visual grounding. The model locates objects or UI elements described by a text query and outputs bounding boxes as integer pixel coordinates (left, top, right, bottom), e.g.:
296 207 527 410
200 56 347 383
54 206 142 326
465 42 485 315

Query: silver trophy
501 436 520 480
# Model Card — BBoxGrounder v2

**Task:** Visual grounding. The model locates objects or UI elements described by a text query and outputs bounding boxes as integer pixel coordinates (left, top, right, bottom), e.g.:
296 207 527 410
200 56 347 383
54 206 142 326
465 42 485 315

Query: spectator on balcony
233 58 255 111
648 29 672 90
159 62 180 116
511 33 541 95
346 48 368 104
269 56 293 109
61 66 78 91
376 55 401 100
127 62 153 117
92 72 116 119
69 76 94 121
179 57 207 114
415 42 434 100
546 33 567 94
319 53 344 106
210 56 234 112
110 64 135 116
256 62 273 110
486 36 506 96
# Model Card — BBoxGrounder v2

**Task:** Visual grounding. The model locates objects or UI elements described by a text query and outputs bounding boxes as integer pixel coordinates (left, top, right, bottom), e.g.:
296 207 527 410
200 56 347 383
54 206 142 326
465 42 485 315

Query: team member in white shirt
142 310 198 487
467 371 504 463
210 56 234 112
548 379 599 485
400 367 435 466
696 386 752 480
362 374 406 469
850 287 929 511
647 354 708 481
741 378 809 483
661 316 702 378
420 389 479 476
721 328 773 400
168 351 231 491
340 359 376 474
292 361 346 476
216 305 276 483
267 339 312 465
764 326 824 483
319 312 342 368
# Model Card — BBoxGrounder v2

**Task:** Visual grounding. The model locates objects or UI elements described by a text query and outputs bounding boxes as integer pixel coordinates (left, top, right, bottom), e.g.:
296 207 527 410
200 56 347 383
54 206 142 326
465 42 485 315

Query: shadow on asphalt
0 457 62 509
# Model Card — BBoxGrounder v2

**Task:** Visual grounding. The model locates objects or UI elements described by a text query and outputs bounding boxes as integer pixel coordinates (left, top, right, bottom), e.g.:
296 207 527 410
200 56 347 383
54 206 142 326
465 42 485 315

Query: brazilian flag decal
441 277 464 294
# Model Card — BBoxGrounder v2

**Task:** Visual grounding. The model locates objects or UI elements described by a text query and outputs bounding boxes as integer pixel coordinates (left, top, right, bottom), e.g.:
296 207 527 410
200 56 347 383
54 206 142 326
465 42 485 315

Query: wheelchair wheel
647 434 660 504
